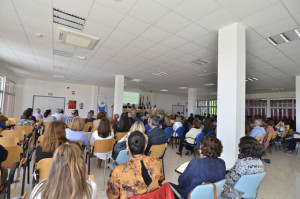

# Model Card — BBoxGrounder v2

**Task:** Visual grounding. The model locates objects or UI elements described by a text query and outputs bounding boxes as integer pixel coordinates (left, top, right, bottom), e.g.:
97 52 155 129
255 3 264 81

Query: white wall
0 63 19 82
14 78 98 118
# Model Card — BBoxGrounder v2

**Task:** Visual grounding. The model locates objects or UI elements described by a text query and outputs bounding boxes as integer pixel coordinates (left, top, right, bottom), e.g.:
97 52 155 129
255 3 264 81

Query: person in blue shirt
65 117 88 146
170 136 226 199
0 114 8 130
134 112 142 122
250 119 266 138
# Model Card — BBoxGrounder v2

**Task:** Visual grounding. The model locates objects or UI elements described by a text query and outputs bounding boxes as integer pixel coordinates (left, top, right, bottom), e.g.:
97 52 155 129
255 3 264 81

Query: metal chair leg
88 155 91 175
27 162 30 184
21 166 26 196
103 156 107 190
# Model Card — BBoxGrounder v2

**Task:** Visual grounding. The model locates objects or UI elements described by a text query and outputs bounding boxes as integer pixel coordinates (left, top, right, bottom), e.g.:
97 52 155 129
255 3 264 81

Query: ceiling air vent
53 8 85 30
53 65 66 70
267 28 300 46
191 58 209 65
152 71 167 76
53 49 73 57
196 72 217 78
58 27 100 50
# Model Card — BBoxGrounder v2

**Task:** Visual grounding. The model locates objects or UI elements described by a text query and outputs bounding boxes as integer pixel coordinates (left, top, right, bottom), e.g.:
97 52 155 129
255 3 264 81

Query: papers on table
175 161 190 174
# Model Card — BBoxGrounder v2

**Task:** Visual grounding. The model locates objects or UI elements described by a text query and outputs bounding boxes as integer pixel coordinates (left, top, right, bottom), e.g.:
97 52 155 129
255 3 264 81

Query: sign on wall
98 94 107 114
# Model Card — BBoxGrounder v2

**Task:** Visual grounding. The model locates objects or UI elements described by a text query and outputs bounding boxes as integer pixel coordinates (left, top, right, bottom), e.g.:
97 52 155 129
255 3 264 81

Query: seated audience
134 112 142 122
170 115 175 124
151 105 157 112
173 116 183 132
161 116 172 130
170 136 226 199
52 108 63 122
20 108 36 123
250 119 266 137
30 142 97 199
187 113 194 124
65 117 88 146
145 117 167 155
109 114 119 125
0 115 8 130
128 113 135 126
33 108 42 119
202 118 214 134
59 109 65 122
113 113 131 134
142 113 149 125
65 109 79 124
107 131 164 199
90 117 114 168
275 120 286 136
176 119 202 156
93 111 106 128
85 111 96 123
16 109 35 126
263 120 274 149
43 109 56 123
35 121 68 163
222 136 264 198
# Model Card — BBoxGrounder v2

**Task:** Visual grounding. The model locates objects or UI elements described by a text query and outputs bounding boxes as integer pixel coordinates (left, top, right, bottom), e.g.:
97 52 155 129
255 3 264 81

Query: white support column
217 23 245 169
188 88 197 116
267 99 271 118
296 76 300 132
113 75 124 116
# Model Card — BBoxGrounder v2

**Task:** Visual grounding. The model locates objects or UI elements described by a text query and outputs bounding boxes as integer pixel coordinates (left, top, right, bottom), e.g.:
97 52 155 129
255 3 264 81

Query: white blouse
90 130 114 160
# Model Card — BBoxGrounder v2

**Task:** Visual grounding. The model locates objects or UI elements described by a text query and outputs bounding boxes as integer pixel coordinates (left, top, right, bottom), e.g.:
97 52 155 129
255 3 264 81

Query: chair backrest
43 122 52 131
36 158 53 179
7 118 19 125
74 141 82 146
266 132 273 142
145 124 151 133
234 172 266 198
2 145 23 168
115 132 128 142
271 131 278 139
38 135 45 144
36 118 43 124
14 125 34 135
1 129 26 142
188 179 226 199
164 127 173 140
280 130 287 138
93 139 115 153
255 136 262 142
288 129 294 135
66 122 71 128
83 122 94 132
176 126 185 137
116 150 131 164
148 143 168 158
91 127 97 132
196 132 206 147
130 183 175 199
0 137 19 147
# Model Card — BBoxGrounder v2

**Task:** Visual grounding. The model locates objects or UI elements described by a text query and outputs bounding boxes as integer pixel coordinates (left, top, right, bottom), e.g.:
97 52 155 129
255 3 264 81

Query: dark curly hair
238 136 264 159
200 136 223 158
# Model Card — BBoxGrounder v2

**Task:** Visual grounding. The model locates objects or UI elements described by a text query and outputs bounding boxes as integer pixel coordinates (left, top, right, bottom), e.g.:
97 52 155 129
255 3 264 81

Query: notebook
175 161 190 174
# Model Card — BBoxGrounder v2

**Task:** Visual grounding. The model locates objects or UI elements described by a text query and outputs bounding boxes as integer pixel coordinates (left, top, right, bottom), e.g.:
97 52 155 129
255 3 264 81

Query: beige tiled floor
11 144 300 199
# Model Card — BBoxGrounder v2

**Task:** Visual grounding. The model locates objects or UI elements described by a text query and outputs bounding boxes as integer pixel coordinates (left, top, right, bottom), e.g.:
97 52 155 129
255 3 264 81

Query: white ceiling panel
53 0 94 18
153 0 183 9
83 21 114 38
117 16 150 36
122 45 144 56
155 12 191 33
128 56 150 64
101 39 127 51
96 0 137 14
176 42 203 54
281 0 300 16
193 33 218 47
109 29 136 44
176 23 208 41
141 26 171 42
160 35 188 48
164 49 187 59
130 37 156 49
139 51 160 59
19 14 52 33
247 39 272 52
128 0 169 24
149 44 171 54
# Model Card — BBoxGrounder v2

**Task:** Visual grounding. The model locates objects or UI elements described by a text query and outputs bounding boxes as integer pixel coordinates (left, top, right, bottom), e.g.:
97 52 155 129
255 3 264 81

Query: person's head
98 117 111 138
193 119 201 129
56 108 60 113
59 109 64 114
254 119 262 127
37 142 91 199
27 108 33 114
154 105 156 108
180 115 184 121
42 121 67 152
148 116 160 128
267 120 274 127
119 113 131 132
89 110 94 115
128 113 132 118
204 118 214 131
164 116 172 127
43 109 51 118
113 114 119 121
199 136 223 159
36 108 41 114
170 115 175 121
72 110 79 116
97 112 106 120
23 109 31 119
70 117 84 131
128 131 146 155
176 116 181 122
136 112 140 118
190 113 193 117
127 103 130 106
129 121 145 134
0 115 8 123
87 112 93 120
238 136 264 159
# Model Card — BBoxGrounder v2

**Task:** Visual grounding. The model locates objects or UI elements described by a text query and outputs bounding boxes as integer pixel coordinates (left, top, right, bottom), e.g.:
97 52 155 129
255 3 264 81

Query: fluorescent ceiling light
267 37 277 45
131 79 142 82
280 33 289 42
160 89 168 92
271 88 284 91
204 83 216 86
295 29 300 38
77 56 87 60
246 77 258 81
53 74 64 78
36 33 43 37
178 87 187 89
152 71 167 76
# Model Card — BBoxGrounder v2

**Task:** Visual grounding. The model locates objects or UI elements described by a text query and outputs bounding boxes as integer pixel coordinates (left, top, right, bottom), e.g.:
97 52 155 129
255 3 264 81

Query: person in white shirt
43 110 56 123
90 117 114 168
52 108 63 122
151 105 157 112
30 142 97 199
59 109 66 122
173 116 183 133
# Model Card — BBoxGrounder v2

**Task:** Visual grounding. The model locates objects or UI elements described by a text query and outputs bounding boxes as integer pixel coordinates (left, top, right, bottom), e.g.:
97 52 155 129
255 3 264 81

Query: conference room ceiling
0 0 299 97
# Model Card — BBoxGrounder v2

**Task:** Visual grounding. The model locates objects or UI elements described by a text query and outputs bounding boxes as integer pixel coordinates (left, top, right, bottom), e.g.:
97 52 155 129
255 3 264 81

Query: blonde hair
113 114 119 120
35 142 91 199
42 121 67 153
70 117 84 131
128 121 147 144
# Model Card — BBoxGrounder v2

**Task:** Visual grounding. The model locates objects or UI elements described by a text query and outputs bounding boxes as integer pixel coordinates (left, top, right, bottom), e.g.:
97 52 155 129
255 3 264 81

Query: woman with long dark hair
113 113 131 134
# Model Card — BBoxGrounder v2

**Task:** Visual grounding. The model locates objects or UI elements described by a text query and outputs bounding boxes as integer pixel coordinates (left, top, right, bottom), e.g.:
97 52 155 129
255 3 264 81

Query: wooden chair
265 132 273 153
1 129 26 143
43 122 52 131
255 136 263 143
36 118 43 124
91 128 97 132
288 129 294 136
32 158 53 188
66 122 72 128
89 175 95 182
14 125 34 136
115 132 128 142
0 137 19 147
7 118 19 125
38 135 44 144
83 122 94 132
86 139 115 189
148 143 168 176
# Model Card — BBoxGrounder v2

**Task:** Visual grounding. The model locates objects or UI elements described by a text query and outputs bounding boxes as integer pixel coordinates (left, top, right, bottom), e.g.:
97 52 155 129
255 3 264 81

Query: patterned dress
107 155 164 199
221 157 264 199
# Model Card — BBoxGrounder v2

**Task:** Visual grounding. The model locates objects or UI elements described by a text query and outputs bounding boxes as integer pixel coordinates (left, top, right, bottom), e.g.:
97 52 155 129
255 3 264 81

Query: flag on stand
139 96 141 107
142 96 144 106
146 96 149 109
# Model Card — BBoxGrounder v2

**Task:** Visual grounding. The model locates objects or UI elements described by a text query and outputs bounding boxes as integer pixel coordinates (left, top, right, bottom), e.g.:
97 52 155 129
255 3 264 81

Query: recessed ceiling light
53 74 64 78
280 33 289 42
178 87 187 89
271 88 284 91
36 33 43 37
160 89 168 92
77 56 87 60
131 79 142 82
246 77 258 81
191 58 209 65
267 37 277 45
295 29 300 38
152 71 167 76
204 83 216 86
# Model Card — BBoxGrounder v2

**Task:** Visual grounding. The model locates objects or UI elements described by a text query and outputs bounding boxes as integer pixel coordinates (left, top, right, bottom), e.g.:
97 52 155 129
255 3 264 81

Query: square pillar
296 76 300 132
113 75 124 116
217 23 246 169
188 88 197 116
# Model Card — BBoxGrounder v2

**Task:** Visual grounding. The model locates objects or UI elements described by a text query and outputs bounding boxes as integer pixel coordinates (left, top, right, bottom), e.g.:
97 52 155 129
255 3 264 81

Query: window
196 99 217 116
0 75 15 117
